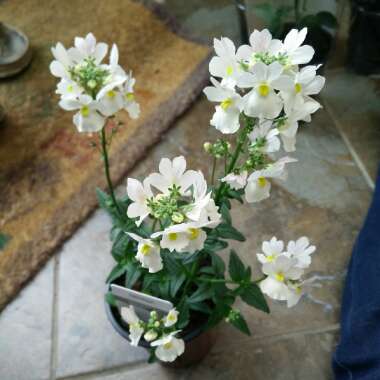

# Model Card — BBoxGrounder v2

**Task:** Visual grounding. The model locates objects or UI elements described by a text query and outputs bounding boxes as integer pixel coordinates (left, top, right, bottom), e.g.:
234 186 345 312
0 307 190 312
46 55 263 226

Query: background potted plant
252 0 338 65
50 28 325 366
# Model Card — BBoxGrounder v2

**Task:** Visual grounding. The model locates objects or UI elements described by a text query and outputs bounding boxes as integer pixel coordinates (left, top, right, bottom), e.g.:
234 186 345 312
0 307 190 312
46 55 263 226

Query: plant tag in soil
110 284 174 321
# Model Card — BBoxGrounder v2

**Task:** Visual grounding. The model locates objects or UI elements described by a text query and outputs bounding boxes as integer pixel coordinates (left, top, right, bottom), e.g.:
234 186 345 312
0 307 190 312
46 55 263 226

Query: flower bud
154 321 160 328
144 330 158 342
171 212 184 223
203 142 212 153
87 79 97 89
150 310 157 319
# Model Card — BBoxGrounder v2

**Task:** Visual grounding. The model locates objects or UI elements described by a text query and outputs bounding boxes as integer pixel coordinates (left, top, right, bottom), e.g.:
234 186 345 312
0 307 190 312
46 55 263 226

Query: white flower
259 255 303 302
186 173 221 227
209 37 241 85
257 237 284 264
239 62 284 119
277 101 320 152
59 94 105 132
151 332 185 362
164 308 179 327
96 44 127 101
248 120 280 153
236 29 282 67
221 170 248 190
276 65 325 114
127 233 163 273
120 73 140 119
203 77 243 134
50 42 75 79
120 305 144 346
244 157 297 203
56 79 83 100
97 88 123 116
286 276 321 307
286 236 316 269
147 156 202 195
126 178 153 226
152 221 208 253
281 28 314 65
72 32 108 64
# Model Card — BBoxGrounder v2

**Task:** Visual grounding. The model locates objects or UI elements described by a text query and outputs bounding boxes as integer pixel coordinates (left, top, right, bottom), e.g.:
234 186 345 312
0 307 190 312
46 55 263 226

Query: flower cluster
126 155 221 273
258 236 316 307
50 33 139 133
204 28 324 204
121 306 184 362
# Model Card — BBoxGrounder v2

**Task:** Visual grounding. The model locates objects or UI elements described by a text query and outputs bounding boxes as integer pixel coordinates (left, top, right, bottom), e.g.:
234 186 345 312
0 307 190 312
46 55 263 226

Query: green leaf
226 188 244 203
220 203 231 225
216 223 245 242
206 302 230 329
188 283 213 304
177 298 190 329
162 252 183 274
125 262 142 289
170 273 186 298
199 266 215 275
0 233 10 250
210 252 226 277
106 262 127 283
229 311 251 336
105 292 117 307
316 11 338 28
189 301 212 314
148 348 157 363
228 250 245 282
241 283 270 313
204 238 228 253
159 279 170 299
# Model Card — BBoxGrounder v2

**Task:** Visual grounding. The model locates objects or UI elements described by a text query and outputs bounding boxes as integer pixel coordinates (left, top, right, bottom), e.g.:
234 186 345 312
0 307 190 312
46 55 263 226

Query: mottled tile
323 69 380 183
185 329 338 380
0 260 54 380
55 210 148 378
86 363 185 380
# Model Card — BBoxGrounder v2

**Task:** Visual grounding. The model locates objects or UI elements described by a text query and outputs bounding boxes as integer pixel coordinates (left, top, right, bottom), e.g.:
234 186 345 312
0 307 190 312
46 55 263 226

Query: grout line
49 254 61 380
324 100 375 191
57 360 149 380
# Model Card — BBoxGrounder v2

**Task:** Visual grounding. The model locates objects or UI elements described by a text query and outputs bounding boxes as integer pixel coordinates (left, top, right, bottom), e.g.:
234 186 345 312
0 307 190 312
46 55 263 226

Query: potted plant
49 28 325 366
252 0 338 65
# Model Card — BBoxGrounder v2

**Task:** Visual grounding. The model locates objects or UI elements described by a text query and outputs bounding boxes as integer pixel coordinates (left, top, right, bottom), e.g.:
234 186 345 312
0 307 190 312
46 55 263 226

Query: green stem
214 127 248 204
211 156 217 185
178 259 199 305
196 277 237 285
100 126 123 219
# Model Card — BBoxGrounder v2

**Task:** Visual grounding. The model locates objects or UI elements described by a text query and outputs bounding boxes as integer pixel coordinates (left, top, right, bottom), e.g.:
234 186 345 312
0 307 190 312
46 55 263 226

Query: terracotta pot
104 299 216 368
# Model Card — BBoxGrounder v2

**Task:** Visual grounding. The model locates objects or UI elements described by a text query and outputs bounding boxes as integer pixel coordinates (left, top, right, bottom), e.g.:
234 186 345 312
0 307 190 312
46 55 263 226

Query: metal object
110 284 174 321
234 0 249 44
0 22 32 78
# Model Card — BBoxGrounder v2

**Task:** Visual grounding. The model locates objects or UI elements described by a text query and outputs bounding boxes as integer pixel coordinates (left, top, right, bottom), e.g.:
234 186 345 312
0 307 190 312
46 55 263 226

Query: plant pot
282 22 333 67
104 286 216 368
347 2 380 75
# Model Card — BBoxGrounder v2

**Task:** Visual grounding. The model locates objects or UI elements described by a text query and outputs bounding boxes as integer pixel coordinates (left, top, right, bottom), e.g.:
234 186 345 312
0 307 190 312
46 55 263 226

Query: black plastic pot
104 284 215 367
347 1 380 75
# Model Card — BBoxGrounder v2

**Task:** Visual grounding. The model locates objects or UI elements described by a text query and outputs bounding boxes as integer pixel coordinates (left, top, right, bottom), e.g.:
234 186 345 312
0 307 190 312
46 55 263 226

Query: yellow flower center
257 177 267 187
275 272 285 282
188 228 200 240
168 233 178 241
258 83 270 97
295 286 302 294
163 342 173 350
221 98 233 110
81 105 90 117
125 92 135 101
294 83 302 93
167 314 176 321
226 65 233 75
67 84 73 92
107 90 116 98
141 244 151 256
266 255 274 262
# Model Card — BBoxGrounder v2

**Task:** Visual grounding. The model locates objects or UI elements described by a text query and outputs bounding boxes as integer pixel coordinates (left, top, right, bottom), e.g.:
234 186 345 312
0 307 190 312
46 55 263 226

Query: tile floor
1 1 379 379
